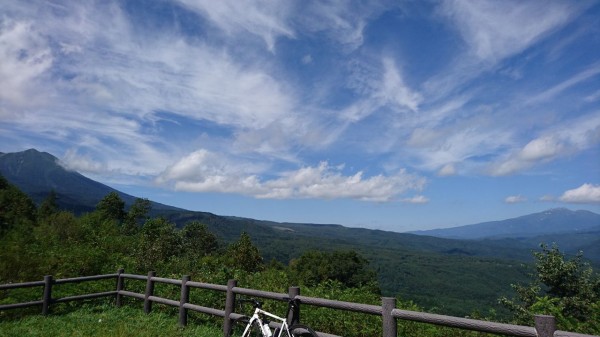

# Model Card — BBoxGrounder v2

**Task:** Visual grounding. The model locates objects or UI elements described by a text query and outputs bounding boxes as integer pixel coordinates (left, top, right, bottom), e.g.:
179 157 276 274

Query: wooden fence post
179 275 191 327
382 297 397 337
144 271 156 314
42 275 53 315
223 279 237 336
534 315 556 337
287 286 300 325
115 268 125 307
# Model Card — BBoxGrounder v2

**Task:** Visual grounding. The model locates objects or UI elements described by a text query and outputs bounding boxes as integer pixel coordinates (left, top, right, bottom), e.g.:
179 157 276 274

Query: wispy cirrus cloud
526 62 600 105
0 0 301 177
298 0 394 51
4 0 416 203
0 18 53 113
426 0 588 99
391 1 594 178
173 0 393 52
488 112 600 176
439 0 578 63
173 0 295 52
341 57 422 122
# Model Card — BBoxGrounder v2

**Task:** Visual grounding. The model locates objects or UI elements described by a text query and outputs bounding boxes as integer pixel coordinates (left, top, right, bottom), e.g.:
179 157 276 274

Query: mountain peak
0 148 182 214
5 148 58 164
0 149 92 208
545 207 571 213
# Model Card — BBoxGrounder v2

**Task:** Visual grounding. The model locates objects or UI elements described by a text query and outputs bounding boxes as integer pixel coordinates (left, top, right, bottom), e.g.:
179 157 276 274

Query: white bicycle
228 298 319 337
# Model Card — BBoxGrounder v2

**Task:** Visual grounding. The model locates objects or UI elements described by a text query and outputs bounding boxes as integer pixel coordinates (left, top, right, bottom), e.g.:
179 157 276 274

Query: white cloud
410 118 513 174
408 128 443 148
176 0 395 52
60 149 107 175
425 1 587 101
15 1 295 129
158 150 426 202
174 0 294 51
298 1 392 51
2 0 598 210
519 136 563 161
540 195 555 202
437 163 457 177
341 57 422 122
66 35 294 129
401 195 429 204
439 0 577 63
157 149 264 183
488 112 600 176
585 89 600 103
379 58 422 112
0 19 53 111
560 184 600 204
505 195 527 204
0 1 303 180
526 62 600 105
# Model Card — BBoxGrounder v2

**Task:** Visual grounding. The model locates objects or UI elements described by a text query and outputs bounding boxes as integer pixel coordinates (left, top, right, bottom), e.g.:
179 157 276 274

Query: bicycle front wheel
228 316 264 337
288 324 319 337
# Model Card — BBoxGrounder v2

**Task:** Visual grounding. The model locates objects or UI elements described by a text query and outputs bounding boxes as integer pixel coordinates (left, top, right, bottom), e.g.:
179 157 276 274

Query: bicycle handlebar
237 297 263 309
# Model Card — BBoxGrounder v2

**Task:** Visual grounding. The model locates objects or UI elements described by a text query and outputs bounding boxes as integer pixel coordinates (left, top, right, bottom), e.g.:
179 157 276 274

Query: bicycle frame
243 306 290 337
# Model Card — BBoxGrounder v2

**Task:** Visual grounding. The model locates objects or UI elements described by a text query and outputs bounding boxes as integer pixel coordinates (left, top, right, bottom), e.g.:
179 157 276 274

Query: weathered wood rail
0 269 597 337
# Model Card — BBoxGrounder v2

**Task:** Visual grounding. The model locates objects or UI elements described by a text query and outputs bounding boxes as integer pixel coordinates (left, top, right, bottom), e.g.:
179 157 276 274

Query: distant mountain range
410 208 600 239
411 209 600 263
2 148 600 316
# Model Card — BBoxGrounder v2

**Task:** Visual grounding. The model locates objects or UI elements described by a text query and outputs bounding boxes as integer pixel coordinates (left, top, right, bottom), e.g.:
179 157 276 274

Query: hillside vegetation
1 175 599 336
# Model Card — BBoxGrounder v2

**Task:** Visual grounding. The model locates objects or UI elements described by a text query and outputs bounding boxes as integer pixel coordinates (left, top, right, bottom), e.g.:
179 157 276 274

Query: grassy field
0 304 222 337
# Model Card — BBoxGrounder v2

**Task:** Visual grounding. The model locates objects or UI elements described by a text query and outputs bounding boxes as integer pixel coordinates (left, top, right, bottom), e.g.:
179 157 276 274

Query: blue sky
1 0 599 231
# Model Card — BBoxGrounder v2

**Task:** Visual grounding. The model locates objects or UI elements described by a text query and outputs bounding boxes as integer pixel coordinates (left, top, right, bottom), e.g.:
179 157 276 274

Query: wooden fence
0 269 597 337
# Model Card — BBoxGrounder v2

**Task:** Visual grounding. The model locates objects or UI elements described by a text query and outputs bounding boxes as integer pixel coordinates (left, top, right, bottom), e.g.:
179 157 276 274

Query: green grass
0 304 223 337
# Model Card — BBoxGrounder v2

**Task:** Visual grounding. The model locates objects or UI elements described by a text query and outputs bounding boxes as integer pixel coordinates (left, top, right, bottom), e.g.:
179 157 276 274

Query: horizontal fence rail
391 308 537 337
1 270 598 337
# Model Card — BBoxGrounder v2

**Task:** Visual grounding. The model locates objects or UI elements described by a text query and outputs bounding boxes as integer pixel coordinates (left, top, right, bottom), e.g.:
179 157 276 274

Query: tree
181 221 218 257
123 198 151 235
289 250 379 292
226 232 263 273
38 190 59 220
0 175 36 236
96 192 125 222
136 217 181 271
179 221 219 271
0 177 38 281
500 244 600 334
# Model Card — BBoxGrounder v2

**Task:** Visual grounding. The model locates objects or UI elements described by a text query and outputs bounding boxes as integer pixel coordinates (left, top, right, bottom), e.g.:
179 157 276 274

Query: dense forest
1 175 598 336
